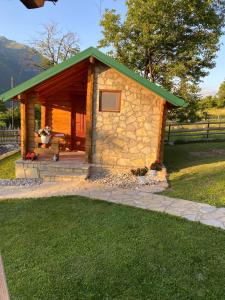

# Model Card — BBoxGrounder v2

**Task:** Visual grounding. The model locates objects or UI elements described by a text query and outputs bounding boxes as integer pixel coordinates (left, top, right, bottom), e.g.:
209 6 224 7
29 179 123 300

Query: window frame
99 89 122 113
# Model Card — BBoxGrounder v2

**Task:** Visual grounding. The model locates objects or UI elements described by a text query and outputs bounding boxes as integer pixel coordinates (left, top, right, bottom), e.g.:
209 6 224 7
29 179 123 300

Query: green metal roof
0 47 187 107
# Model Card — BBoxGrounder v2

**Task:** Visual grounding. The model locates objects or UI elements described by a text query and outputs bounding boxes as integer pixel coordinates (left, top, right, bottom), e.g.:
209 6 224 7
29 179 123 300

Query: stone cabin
0 47 186 180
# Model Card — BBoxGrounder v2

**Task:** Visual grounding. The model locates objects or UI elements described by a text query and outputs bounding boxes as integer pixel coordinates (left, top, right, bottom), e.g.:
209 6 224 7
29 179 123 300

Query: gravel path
1 179 225 231
0 144 19 156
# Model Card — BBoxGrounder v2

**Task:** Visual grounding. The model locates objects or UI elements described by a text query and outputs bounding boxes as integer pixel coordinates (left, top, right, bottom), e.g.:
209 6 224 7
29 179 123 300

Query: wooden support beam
85 58 95 163
20 94 28 159
41 104 47 128
157 100 167 163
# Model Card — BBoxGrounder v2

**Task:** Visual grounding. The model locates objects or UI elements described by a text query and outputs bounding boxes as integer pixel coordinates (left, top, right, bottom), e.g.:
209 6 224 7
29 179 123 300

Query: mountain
0 36 42 95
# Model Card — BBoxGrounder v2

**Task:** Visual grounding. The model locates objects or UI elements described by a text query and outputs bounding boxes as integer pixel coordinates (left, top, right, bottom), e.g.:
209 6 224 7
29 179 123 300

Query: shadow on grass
164 141 225 172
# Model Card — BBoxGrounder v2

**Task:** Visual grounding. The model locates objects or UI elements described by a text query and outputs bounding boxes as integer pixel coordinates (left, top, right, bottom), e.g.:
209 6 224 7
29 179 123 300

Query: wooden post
85 57 95 163
41 104 47 128
206 121 210 140
20 94 28 159
157 100 167 162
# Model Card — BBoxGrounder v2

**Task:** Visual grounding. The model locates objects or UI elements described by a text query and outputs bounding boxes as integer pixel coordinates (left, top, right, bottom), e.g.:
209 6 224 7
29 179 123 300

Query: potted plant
38 126 51 146
131 167 148 184
150 160 162 176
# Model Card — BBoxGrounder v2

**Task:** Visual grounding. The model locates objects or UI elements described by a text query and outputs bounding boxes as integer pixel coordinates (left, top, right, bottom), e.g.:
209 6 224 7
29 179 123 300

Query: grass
1 196 225 299
162 141 225 207
206 107 225 118
0 152 20 179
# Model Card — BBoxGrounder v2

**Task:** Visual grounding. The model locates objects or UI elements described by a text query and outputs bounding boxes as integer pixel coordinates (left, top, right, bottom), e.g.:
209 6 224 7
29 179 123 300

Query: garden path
1 180 225 230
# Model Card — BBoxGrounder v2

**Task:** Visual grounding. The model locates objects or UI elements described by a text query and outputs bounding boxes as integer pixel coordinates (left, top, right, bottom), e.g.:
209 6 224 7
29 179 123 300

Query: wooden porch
19 57 94 163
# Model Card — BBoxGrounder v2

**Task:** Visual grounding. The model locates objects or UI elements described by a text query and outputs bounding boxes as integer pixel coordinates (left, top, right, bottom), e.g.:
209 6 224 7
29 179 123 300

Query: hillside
0 36 42 94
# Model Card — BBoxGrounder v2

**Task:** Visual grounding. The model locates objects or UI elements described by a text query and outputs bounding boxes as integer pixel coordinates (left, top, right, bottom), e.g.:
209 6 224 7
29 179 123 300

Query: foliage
0 100 6 112
0 107 20 128
131 166 148 176
150 161 162 171
30 22 80 69
162 142 225 207
216 80 225 108
168 81 203 122
2 196 225 298
198 95 217 109
99 0 225 90
99 0 225 121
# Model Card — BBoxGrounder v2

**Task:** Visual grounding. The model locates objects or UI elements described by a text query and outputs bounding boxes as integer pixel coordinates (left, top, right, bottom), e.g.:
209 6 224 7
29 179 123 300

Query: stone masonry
92 62 166 170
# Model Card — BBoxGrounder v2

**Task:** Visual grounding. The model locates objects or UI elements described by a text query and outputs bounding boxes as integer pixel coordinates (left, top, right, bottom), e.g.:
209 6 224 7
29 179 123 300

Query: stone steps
16 159 90 180
39 165 89 177
43 174 87 183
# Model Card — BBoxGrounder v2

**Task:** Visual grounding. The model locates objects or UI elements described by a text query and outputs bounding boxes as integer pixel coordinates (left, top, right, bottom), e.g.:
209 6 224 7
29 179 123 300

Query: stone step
43 174 87 183
39 168 88 177
39 164 90 177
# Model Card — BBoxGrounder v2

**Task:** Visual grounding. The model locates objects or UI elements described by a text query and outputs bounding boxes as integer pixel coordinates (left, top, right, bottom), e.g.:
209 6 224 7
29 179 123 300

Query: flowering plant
150 160 162 171
38 126 51 137
131 166 148 176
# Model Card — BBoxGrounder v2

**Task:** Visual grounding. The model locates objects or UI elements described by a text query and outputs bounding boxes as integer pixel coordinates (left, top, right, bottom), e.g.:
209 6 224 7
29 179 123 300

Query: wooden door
71 96 86 151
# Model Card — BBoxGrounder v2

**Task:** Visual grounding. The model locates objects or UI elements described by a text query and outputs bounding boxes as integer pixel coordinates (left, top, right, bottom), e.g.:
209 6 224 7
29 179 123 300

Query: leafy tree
168 81 202 122
99 0 225 89
198 95 217 109
0 100 6 112
216 80 225 107
99 0 225 121
29 22 80 70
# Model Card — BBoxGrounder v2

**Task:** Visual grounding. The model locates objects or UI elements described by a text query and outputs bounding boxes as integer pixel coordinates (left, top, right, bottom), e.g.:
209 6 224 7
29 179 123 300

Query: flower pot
150 170 157 177
41 135 50 144
137 176 147 185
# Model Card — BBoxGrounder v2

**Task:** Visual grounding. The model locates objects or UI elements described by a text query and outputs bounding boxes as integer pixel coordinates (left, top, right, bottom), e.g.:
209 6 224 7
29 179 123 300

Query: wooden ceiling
34 59 89 103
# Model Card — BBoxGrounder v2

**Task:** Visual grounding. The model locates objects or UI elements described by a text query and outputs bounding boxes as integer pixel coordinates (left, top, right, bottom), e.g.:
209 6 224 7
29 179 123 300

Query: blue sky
1 0 224 95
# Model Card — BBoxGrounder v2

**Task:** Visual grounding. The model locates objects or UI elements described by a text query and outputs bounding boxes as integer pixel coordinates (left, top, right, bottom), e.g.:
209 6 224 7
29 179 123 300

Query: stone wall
92 62 165 169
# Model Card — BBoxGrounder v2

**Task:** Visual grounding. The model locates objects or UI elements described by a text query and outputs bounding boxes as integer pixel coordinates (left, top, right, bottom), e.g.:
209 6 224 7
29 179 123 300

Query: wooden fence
0 129 20 145
166 121 225 143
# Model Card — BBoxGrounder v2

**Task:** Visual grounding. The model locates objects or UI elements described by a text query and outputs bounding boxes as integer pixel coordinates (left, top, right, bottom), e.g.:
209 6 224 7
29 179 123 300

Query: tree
168 81 202 122
216 80 225 108
0 100 6 113
99 0 225 95
30 22 80 69
198 95 217 109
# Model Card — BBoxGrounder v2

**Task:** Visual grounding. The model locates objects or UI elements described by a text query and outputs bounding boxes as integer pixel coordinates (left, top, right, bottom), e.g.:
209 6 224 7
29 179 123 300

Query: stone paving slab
1 180 225 231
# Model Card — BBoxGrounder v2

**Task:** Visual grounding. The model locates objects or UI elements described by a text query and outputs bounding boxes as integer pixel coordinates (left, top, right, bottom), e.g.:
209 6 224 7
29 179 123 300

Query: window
99 90 121 112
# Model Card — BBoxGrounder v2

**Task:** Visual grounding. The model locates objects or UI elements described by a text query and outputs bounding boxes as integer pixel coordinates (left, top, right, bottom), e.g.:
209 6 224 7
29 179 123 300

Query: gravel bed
0 144 19 155
0 179 43 186
88 173 167 189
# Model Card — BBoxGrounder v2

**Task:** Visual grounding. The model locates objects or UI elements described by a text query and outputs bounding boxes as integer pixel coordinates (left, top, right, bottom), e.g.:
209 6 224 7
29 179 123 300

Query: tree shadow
164 142 225 173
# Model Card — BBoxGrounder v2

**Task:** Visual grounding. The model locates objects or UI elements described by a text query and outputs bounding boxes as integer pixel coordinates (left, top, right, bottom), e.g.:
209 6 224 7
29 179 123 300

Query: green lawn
0 152 20 179
1 196 225 299
162 141 225 207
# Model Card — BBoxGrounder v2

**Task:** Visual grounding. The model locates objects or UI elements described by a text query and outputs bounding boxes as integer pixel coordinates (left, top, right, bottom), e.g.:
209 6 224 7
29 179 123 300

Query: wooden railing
165 121 225 143
0 129 20 145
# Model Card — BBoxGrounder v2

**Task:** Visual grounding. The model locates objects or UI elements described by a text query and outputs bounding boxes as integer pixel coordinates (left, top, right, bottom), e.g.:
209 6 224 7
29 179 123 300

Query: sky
0 0 225 96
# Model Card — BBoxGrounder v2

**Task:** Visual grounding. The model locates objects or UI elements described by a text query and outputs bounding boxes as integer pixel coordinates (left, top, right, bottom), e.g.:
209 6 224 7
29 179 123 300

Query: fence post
206 122 210 140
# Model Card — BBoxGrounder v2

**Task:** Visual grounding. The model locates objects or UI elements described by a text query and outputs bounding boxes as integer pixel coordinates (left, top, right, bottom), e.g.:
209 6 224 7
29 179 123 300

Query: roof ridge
0 47 187 107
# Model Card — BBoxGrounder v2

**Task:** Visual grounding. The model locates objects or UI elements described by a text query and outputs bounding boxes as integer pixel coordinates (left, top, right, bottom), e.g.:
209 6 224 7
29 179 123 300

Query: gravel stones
88 172 168 190
0 144 19 156
0 179 43 187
